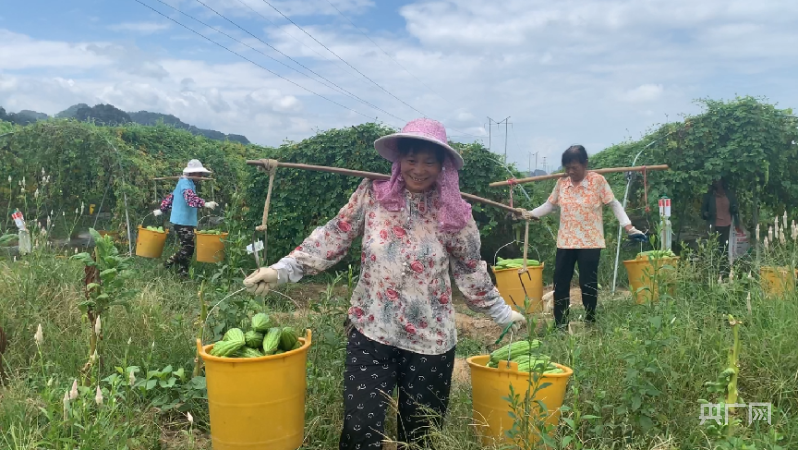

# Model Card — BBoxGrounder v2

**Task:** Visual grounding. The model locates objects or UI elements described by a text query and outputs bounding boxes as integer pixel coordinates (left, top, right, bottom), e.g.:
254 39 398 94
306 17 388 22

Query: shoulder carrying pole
489 165 669 187
245 160 521 215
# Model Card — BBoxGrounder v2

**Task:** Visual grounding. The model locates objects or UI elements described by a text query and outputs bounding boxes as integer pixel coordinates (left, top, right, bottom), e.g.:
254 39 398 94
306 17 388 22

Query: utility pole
529 151 539 175
486 117 493 151
487 116 511 160
499 116 511 161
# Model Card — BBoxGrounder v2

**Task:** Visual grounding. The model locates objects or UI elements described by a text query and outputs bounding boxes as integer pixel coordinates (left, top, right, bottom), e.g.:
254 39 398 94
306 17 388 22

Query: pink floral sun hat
373 118 464 170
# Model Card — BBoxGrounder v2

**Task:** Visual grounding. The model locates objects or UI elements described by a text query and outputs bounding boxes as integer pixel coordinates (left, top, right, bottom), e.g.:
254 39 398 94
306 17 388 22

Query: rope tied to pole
507 178 517 208
255 159 279 233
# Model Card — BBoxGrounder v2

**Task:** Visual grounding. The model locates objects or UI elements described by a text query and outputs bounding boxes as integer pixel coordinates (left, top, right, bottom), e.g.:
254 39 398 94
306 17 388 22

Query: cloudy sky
2 0 797 172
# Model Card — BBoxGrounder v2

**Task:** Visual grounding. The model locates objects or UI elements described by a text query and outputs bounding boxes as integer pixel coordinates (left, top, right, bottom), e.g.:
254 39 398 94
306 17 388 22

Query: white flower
80 202 85 215
95 386 103 406
7 175 11 183
748 271 752 279
764 237 769 250
34 188 39 199
63 389 70 405
128 370 136 387
729 268 734 280
784 211 788 230
186 412 194 424
70 379 79 400
94 316 101 336
768 226 773 242
127 337 132 346
756 224 760 241
34 324 43 346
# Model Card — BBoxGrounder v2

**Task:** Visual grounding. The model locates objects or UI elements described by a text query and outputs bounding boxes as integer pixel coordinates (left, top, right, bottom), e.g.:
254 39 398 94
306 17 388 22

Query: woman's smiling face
399 141 444 193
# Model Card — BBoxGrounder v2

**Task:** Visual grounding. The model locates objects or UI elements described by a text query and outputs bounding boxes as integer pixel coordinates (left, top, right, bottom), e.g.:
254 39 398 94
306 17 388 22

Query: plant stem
194 281 207 377
726 315 741 439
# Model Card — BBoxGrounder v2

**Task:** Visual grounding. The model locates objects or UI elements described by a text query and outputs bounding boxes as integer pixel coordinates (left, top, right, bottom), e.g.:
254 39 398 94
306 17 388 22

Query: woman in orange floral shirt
529 145 646 329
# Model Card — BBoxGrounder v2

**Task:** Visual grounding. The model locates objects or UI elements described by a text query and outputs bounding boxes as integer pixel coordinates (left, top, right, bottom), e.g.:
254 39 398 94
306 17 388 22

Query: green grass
1 242 796 449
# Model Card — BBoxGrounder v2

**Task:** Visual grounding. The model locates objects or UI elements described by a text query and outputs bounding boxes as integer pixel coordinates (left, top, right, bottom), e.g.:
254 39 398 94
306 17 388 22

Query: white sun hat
182 159 212 175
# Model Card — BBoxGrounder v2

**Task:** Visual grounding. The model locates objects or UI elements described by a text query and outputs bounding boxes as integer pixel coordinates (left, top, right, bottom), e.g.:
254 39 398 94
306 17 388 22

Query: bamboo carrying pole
489 165 670 187
245 160 521 215
152 176 215 181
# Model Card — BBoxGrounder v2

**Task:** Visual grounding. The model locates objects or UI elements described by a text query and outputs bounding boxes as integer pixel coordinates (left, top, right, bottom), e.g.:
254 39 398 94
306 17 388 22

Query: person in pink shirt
243 118 526 449
528 145 645 330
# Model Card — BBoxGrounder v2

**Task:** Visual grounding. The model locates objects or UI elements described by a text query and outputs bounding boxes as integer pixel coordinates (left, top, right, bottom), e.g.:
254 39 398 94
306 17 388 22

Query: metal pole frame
611 141 657 294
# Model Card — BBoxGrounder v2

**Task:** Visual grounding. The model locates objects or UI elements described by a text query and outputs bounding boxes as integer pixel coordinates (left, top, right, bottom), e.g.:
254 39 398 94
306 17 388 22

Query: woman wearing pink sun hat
244 118 525 448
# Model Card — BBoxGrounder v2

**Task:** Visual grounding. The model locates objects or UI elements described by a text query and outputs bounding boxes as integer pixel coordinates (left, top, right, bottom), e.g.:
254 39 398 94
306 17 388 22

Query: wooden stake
245 160 521 215
489 164 670 187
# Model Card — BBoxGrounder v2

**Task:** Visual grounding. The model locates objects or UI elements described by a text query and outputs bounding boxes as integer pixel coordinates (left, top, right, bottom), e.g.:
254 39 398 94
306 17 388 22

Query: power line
177 0 407 124
191 0 406 124
233 0 335 64
322 1 486 141
258 0 426 118
132 0 376 121
323 0 457 112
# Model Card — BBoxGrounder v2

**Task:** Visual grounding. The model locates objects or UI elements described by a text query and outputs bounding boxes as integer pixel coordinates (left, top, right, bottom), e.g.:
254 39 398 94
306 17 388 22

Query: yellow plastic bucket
197 329 312 450
467 355 573 446
135 225 168 258
623 256 679 304
760 266 796 296
195 231 229 263
492 263 545 313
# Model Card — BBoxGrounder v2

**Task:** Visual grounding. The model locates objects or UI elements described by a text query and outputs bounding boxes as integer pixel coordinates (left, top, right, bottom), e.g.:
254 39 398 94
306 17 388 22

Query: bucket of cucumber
195 217 228 263
624 249 679 304
491 252 545 314
135 222 169 259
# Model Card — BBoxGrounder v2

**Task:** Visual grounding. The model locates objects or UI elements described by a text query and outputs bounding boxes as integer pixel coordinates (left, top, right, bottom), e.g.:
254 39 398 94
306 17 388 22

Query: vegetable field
1 95 798 449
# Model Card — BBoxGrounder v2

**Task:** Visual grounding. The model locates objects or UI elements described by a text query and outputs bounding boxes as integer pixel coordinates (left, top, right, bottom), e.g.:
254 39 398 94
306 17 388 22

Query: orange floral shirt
548 172 616 249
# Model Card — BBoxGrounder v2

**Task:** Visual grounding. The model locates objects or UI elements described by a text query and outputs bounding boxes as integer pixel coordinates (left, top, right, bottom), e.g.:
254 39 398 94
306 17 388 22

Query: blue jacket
170 178 199 227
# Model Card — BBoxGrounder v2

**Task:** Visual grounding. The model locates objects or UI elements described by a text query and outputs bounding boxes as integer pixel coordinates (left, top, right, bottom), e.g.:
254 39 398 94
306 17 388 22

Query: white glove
499 310 527 333
153 209 162 217
205 201 218 210
243 267 279 297
515 209 538 221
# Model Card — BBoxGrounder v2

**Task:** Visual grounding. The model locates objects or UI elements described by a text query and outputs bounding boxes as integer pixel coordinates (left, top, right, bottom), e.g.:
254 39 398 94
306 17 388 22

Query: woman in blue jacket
154 159 218 277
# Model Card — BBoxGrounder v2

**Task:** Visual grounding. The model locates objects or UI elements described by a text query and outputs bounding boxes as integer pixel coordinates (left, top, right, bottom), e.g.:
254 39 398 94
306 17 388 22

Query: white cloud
108 22 170 33
622 84 664 103
2 0 798 172
0 30 111 70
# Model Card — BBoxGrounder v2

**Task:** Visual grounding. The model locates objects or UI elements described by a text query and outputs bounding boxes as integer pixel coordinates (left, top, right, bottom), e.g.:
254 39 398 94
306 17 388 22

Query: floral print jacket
271 179 512 355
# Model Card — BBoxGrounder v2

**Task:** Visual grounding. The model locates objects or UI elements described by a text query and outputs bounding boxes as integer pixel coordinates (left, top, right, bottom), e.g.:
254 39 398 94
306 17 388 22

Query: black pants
339 325 455 450
164 225 195 275
553 248 601 328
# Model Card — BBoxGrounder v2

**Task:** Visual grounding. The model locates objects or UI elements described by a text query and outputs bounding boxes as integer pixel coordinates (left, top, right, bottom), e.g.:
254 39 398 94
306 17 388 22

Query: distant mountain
55 103 89 118
0 103 250 144
127 110 250 145
0 107 47 126
74 104 132 126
